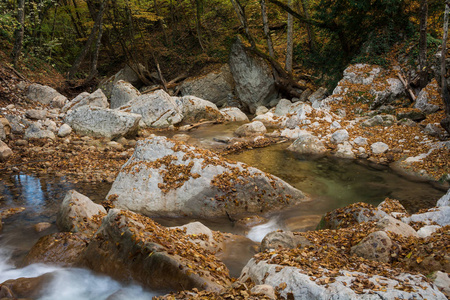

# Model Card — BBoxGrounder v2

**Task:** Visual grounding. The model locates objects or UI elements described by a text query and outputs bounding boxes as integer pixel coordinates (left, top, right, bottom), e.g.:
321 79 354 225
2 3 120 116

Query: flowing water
0 123 446 296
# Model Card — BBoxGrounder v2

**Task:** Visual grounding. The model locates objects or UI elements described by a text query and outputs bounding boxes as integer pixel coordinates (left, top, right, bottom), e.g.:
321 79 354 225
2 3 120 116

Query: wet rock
56 190 106 235
64 106 141 139
110 80 141 109
119 90 183 128
371 142 389 154
107 136 305 218
220 107 248 122
21 232 88 267
57 124 72 137
25 109 47 120
330 129 349 144
255 106 269 116
229 37 278 113
82 209 230 292
24 123 55 140
361 115 396 127
234 121 266 137
27 83 67 106
350 231 393 263
175 96 223 124
0 140 13 161
62 89 109 113
1 273 55 299
179 65 235 105
375 216 418 237
287 132 326 156
33 222 52 233
414 80 440 114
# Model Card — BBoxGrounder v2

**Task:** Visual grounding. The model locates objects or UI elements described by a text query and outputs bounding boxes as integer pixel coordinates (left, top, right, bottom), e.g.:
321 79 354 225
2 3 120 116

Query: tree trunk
260 0 274 57
419 0 428 89
154 0 169 46
194 0 205 51
441 0 450 134
230 0 256 49
68 0 107 80
11 0 25 67
297 0 315 52
285 0 294 73
87 16 103 81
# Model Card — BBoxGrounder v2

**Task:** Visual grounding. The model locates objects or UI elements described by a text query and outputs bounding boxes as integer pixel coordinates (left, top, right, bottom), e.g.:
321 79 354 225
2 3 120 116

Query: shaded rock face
110 80 141 109
119 90 183 128
64 106 141 139
62 89 109 113
350 231 393 263
1 273 55 299
229 38 278 113
175 96 223 124
82 209 230 292
107 136 305 218
27 83 67 106
21 232 88 267
414 80 440 114
56 190 106 235
179 65 235 106
99 64 145 98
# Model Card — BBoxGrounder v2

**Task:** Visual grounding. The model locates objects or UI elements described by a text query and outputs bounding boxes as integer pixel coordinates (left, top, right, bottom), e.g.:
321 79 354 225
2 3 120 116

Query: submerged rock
107 136 305 218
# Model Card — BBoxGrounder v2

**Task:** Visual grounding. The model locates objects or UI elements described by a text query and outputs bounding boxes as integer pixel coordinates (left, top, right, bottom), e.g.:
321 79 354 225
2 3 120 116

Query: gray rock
229 37 278 113
220 107 248 122
376 216 418 237
119 90 183 128
432 271 450 298
25 109 47 120
57 124 72 137
107 136 305 218
417 225 441 238
403 206 450 227
4 115 24 134
99 64 145 98
350 231 393 263
170 221 216 251
397 110 426 122
175 95 222 124
0 123 5 140
307 87 327 105
50 95 68 108
335 142 355 159
321 203 388 230
414 81 440 114
287 133 326 156
110 80 141 109
369 78 405 108
342 64 381 85
62 89 109 113
330 129 349 144
299 88 312 102
255 106 269 116
274 99 292 116
0 140 13 161
371 142 389 154
56 190 106 235
361 115 396 127
330 121 341 129
423 123 443 137
261 231 296 251
24 123 56 140
437 189 450 207
27 83 67 106
353 136 368 146
64 106 141 139
250 285 276 300
234 121 266 137
179 65 235 105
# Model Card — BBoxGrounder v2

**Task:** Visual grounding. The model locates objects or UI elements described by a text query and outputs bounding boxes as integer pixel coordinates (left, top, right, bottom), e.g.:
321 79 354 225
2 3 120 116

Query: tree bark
230 0 256 49
86 15 104 81
419 0 428 89
11 0 25 67
441 0 450 134
285 0 294 73
297 0 315 52
260 0 274 57
194 0 205 51
68 0 107 80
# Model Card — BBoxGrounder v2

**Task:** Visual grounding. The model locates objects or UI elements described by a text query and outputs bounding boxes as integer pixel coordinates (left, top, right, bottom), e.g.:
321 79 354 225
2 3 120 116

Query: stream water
0 123 446 297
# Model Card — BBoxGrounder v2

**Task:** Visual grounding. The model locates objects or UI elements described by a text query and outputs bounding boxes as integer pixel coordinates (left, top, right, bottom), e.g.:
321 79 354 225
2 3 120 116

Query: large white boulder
220 107 248 122
175 95 223 124
287 132 326 156
110 80 141 109
62 89 109 113
107 136 306 218
27 83 68 107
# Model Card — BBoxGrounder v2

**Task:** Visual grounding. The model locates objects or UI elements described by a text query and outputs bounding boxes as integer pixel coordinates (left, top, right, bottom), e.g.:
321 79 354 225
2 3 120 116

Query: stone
0 123 6 140
110 80 141 109
255 106 269 116
274 99 292 116
371 142 389 154
24 123 56 140
64 106 141 139
307 87 328 105
361 115 396 127
220 107 249 122
119 90 183 128
432 271 450 298
261 231 296 251
56 190 106 235
62 89 109 113
414 80 441 114
179 64 235 105
25 109 47 120
397 110 426 122
82 209 230 292
335 142 355 159
27 83 67 106
50 94 68 108
299 88 312 102
57 124 72 137
287 133 326 156
21 232 88 267
330 129 349 144
229 37 278 113
437 189 450 207
33 222 52 232
99 64 146 98
403 206 450 227
170 222 217 252
0 140 13 161
250 285 276 300
4 115 24 134
350 231 393 263
353 136 368 146
43 119 57 132
234 121 266 137
330 121 341 129
369 78 405 109
342 64 381 85
175 95 223 124
376 216 418 237
107 136 305 218
417 225 441 238
1 273 55 299
423 123 443 138
0 118 11 136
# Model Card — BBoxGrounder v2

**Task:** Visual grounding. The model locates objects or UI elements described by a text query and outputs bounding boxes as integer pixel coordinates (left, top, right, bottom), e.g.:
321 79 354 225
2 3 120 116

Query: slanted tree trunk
11 0 25 67
68 0 107 80
260 0 274 57
86 17 103 81
230 0 256 49
419 0 428 89
297 0 315 52
285 0 294 73
441 0 450 134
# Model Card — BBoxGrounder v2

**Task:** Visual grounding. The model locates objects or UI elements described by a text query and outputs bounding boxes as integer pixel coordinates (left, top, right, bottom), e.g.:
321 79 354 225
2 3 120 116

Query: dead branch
397 72 416 101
